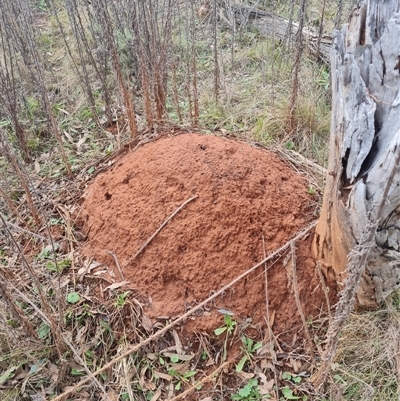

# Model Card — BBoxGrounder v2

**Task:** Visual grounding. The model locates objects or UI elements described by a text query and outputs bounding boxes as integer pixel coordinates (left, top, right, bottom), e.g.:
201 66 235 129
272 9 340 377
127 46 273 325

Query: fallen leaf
291 358 302 373
77 134 89 149
153 370 173 381
30 394 45 401
259 378 275 394
102 389 118 401
172 330 183 354
168 362 190 374
141 314 153 332
236 371 254 380
47 363 59 382
145 380 156 390
150 389 161 401
260 359 276 370
162 352 194 362
63 131 74 143
104 280 129 291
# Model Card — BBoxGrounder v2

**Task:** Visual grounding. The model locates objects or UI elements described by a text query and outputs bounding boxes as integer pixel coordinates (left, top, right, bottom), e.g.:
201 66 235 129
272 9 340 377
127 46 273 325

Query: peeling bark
314 0 400 309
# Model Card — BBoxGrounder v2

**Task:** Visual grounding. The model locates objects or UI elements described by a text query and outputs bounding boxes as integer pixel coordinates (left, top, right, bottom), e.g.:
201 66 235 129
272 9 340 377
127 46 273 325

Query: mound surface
80 133 332 336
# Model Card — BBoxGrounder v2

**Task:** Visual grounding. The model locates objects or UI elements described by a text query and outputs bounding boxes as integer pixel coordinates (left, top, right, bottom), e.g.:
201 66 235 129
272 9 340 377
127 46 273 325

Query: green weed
232 378 269 401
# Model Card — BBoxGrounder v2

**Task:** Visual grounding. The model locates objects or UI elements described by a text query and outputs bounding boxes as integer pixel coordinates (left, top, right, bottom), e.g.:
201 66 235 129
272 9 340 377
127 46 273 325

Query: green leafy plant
70 367 85 376
37 323 51 340
37 248 52 260
282 372 302 384
307 187 316 195
242 336 263 355
316 67 330 90
115 291 130 307
168 369 197 391
236 355 248 373
215 314 237 361
0 119 11 128
232 378 268 400
280 373 305 400
285 141 295 150
46 258 71 272
37 0 47 11
236 336 263 372
280 386 301 400
49 217 64 226
67 292 81 304
214 314 237 336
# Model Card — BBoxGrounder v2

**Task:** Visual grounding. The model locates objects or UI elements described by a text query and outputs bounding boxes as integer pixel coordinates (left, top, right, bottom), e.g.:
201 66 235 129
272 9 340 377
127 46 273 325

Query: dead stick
105 250 125 281
290 240 316 366
122 194 198 269
51 221 317 401
262 234 279 399
5 220 49 241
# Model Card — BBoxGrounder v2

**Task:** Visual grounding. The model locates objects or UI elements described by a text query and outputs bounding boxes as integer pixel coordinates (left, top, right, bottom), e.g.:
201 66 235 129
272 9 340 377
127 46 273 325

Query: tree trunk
314 0 400 309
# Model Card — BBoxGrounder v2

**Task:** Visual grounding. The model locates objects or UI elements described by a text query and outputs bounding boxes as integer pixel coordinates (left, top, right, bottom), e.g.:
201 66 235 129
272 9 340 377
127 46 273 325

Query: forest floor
1 1 400 400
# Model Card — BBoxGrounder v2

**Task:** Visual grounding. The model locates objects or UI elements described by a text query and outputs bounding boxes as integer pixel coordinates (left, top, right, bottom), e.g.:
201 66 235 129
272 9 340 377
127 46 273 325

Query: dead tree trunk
314 0 400 309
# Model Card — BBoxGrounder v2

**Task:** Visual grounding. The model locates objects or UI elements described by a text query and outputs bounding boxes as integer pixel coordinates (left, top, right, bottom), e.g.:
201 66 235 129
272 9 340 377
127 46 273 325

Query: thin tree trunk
314 0 400 309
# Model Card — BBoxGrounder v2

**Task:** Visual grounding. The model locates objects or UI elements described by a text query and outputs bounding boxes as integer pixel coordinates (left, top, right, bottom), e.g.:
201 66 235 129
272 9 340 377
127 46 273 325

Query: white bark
314 0 400 308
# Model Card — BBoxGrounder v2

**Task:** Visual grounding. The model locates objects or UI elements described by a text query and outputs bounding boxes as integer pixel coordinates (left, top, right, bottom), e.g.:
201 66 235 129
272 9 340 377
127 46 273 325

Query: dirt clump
80 133 334 338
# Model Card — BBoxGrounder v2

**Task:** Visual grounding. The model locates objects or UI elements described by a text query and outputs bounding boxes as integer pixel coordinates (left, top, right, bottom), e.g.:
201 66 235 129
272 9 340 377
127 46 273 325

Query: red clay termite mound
80 133 334 338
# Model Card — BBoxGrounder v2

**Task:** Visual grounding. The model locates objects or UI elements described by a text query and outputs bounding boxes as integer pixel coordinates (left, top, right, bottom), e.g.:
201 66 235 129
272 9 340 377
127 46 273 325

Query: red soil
80 133 334 338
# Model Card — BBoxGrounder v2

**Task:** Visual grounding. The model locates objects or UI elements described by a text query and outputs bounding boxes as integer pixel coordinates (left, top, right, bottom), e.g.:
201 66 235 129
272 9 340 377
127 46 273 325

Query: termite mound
80 133 335 339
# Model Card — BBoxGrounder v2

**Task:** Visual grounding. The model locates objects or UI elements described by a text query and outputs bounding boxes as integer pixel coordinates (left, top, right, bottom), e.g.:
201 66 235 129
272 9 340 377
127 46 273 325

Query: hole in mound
79 133 336 340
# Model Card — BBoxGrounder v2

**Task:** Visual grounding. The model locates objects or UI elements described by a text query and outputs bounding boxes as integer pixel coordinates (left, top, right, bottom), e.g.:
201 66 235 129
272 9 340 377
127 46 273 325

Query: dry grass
319 293 400 400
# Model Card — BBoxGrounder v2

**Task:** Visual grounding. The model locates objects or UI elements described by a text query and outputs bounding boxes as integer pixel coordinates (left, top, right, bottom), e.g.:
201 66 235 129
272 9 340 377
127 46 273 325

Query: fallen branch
218 3 332 63
51 221 317 401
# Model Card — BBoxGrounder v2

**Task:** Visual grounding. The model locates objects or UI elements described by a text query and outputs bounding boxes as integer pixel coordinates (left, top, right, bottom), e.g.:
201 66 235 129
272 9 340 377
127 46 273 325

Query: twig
290 240 316 366
262 234 279 400
51 221 317 401
122 194 198 269
168 356 238 401
105 250 125 281
4 220 48 241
